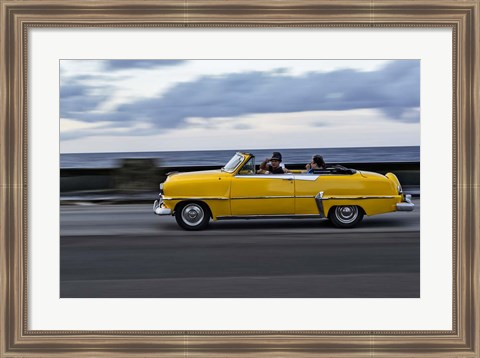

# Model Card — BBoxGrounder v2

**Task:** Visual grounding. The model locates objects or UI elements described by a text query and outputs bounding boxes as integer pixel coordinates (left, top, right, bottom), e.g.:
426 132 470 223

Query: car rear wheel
175 202 210 230
328 205 364 228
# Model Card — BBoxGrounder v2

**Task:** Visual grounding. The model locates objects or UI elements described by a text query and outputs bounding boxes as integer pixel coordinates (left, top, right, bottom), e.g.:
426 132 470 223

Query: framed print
1 0 479 357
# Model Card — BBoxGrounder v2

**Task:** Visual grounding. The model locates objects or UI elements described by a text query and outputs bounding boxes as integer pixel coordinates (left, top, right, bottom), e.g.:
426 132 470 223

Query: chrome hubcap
181 204 204 226
335 206 358 224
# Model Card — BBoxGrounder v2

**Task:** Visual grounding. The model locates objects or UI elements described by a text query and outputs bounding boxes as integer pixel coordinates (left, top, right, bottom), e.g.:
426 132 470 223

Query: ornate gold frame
1 0 479 356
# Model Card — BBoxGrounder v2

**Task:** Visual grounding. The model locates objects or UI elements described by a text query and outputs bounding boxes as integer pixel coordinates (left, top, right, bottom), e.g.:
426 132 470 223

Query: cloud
233 123 253 130
60 82 111 119
115 60 419 127
60 60 420 140
102 60 185 71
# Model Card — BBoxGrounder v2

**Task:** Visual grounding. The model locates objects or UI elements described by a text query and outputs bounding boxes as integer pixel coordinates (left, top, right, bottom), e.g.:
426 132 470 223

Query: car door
293 173 324 215
230 173 295 216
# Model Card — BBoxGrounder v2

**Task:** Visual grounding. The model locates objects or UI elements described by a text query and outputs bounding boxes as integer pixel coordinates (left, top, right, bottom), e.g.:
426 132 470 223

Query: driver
257 152 290 174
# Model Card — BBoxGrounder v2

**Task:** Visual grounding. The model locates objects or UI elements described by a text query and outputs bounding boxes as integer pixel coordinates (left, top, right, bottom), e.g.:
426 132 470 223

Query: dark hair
271 152 282 162
312 155 326 169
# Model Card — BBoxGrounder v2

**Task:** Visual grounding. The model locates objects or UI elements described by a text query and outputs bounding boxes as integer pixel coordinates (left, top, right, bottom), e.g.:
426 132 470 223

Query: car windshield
222 153 245 173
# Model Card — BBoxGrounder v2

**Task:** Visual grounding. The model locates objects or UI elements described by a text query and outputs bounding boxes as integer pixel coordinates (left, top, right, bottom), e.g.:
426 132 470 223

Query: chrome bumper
396 194 414 211
153 199 172 215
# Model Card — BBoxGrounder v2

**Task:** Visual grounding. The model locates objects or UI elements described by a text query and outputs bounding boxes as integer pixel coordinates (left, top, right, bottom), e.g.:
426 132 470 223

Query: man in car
257 152 290 174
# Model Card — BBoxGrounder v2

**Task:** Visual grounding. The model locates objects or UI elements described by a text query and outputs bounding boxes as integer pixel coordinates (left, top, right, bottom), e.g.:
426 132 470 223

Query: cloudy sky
60 59 420 153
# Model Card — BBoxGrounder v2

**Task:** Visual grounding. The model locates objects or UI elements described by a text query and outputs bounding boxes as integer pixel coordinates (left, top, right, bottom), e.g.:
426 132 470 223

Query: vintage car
153 152 414 230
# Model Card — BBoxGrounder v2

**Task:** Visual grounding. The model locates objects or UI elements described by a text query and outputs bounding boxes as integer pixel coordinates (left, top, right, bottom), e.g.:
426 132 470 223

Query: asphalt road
61 198 420 298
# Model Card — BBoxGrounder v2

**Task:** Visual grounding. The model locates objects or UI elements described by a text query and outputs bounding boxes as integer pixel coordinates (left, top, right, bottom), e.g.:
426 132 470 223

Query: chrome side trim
231 196 295 200
315 192 325 218
236 174 356 181
234 174 295 179
163 197 228 201
322 196 396 200
163 195 395 202
216 214 322 220
292 175 321 181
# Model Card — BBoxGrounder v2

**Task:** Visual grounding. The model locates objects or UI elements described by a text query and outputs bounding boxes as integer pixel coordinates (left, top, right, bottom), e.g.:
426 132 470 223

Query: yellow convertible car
153 152 414 230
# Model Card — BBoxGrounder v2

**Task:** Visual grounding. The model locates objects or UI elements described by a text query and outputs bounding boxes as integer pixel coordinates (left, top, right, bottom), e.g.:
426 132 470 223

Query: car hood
167 169 229 181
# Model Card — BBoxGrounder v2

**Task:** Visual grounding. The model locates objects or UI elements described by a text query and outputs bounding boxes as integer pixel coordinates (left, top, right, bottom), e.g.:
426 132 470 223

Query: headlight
397 184 403 194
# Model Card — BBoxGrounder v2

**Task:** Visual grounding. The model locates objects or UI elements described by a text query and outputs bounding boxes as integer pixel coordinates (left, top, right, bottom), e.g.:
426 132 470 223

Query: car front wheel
175 202 210 230
328 205 364 228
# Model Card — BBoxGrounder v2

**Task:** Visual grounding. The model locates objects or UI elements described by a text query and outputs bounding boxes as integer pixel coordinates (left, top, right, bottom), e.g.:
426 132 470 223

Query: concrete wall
61 160 419 193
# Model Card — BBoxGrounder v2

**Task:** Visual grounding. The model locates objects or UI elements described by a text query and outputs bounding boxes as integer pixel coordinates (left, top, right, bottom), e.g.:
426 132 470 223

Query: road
61 198 420 298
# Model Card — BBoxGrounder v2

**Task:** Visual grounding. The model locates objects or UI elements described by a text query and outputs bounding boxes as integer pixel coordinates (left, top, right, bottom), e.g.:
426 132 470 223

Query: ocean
60 146 420 169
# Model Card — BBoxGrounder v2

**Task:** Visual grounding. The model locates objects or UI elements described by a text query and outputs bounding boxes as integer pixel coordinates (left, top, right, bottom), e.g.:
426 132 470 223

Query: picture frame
1 0 478 356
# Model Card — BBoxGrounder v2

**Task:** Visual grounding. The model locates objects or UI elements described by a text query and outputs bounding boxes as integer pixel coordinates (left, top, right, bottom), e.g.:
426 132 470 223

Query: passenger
258 152 290 174
305 155 326 173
